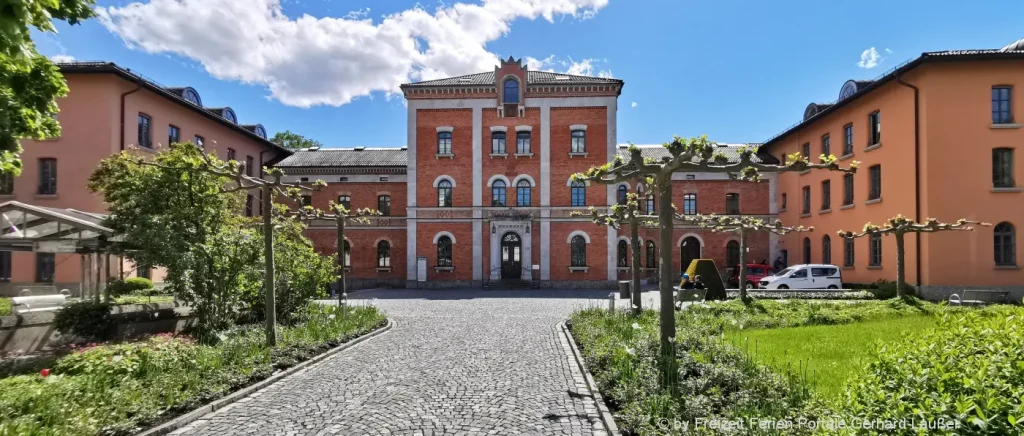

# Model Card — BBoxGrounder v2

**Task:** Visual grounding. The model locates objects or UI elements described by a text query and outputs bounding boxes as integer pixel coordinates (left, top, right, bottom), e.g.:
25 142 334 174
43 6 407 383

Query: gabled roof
402 70 622 88
618 144 777 165
275 147 408 168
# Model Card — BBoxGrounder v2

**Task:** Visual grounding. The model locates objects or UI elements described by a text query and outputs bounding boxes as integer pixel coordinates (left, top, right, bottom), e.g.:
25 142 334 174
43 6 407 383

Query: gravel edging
559 321 621 436
136 318 394 436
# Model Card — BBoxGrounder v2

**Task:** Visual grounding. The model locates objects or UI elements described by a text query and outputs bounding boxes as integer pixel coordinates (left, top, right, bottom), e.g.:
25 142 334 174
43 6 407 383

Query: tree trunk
337 216 346 306
629 217 641 316
895 232 906 298
738 230 749 302
656 176 677 389
262 187 277 346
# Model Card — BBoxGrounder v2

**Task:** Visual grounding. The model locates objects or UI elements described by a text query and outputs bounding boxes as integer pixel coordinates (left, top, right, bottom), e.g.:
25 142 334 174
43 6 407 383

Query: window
821 134 830 157
378 195 391 216
993 86 1013 124
994 222 1016 266
617 185 628 205
993 148 1015 188
168 125 180 144
0 172 12 195
380 177 388 182
36 253 55 283
822 235 832 265
869 233 882 266
38 158 57 195
843 123 854 155
821 180 831 211
570 235 587 267
491 180 506 207
726 240 740 267
571 130 586 153
377 241 391 268
138 113 152 148
438 132 452 154
802 186 811 214
725 193 740 215
194 135 204 148
790 269 807 278
245 194 254 217
645 241 656 268
868 165 881 200
516 180 531 207
183 88 202 106
617 240 628 268
843 173 854 206
801 142 810 160
338 195 352 210
516 131 531 154
438 180 453 207
802 237 811 264
645 195 655 215
868 111 881 145
0 251 10 282
437 236 453 267
811 267 837 277
300 195 311 207
227 148 236 162
491 132 506 154
844 238 855 267
245 156 254 177
503 79 520 104
137 265 151 280
781 193 787 210
683 194 697 215
343 241 351 268
570 181 586 206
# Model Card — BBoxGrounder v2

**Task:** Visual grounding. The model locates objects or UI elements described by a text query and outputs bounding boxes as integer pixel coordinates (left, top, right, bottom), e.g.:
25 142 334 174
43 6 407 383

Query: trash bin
618 281 630 299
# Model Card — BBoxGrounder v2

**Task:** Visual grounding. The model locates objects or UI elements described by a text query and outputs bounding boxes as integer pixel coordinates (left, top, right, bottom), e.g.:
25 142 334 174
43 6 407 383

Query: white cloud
50 54 75 63
857 47 886 69
524 55 613 78
631 101 637 108
97 0 610 108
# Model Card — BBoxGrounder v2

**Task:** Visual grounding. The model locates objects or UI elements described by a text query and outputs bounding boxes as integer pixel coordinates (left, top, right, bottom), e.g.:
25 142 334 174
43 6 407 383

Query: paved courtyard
173 288 664 436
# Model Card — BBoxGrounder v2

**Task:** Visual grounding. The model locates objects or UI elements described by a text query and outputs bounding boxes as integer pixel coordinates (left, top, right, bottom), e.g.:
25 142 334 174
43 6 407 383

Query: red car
728 264 776 288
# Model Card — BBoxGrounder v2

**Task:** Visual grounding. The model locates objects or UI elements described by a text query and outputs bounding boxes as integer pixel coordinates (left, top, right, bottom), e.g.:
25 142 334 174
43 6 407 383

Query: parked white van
758 264 843 290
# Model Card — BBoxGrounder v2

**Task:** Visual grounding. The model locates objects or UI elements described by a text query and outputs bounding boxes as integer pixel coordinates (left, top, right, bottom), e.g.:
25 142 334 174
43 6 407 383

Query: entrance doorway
500 232 522 279
680 236 701 273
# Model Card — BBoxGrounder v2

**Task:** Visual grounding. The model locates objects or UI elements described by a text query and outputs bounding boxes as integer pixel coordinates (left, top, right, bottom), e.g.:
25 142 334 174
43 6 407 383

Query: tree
838 215 988 298
680 214 812 301
270 130 323 150
0 0 95 174
573 137 856 386
293 202 379 307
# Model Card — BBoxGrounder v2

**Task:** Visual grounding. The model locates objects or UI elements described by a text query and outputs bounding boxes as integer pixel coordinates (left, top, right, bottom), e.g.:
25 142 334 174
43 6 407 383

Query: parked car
727 264 776 288
758 264 843 289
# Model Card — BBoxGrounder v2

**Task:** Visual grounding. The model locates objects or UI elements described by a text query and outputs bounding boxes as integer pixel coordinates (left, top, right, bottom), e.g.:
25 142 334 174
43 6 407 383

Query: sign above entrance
490 208 532 221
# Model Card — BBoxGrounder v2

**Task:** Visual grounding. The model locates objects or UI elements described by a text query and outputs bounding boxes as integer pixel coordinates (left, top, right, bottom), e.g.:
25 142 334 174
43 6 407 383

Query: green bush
0 298 11 317
688 297 936 330
106 277 155 297
839 307 1024 435
52 302 116 341
868 279 917 299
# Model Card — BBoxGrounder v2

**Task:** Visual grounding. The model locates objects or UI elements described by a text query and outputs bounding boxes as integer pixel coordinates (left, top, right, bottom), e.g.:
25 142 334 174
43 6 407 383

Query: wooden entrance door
500 232 522 279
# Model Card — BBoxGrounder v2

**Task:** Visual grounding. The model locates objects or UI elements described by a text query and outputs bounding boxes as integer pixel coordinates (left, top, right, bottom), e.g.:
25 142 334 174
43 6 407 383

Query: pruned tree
679 214 812 301
573 136 856 385
838 215 989 298
293 202 380 306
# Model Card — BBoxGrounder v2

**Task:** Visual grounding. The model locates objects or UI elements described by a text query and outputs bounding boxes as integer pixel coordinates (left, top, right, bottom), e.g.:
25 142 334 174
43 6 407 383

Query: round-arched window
503 79 520 104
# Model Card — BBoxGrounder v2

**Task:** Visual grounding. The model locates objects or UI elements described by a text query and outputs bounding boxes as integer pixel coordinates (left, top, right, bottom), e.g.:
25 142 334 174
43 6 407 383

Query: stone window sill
375 267 392 273
994 265 1020 270
840 203 855 210
800 212 811 218
569 266 590 273
864 143 882 152
991 123 1022 129
343 267 352 273
0 194 14 200
838 153 854 161
842 266 855 270
616 267 630 273
135 145 157 154
991 187 1022 193
34 194 59 200
568 152 589 158
435 153 454 159
867 265 882 270
513 153 534 158
779 208 787 213
818 208 832 215
489 153 508 158
865 198 882 205
434 266 454 272
798 170 810 175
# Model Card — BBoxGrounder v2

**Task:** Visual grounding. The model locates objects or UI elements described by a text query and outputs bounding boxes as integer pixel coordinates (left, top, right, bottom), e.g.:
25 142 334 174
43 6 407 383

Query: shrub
868 279 917 299
684 258 726 300
52 302 116 341
687 298 936 330
242 218 333 324
106 277 155 298
0 297 11 317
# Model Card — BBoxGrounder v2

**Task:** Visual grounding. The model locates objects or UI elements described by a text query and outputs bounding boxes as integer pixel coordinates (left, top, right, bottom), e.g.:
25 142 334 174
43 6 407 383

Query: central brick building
276 57 778 289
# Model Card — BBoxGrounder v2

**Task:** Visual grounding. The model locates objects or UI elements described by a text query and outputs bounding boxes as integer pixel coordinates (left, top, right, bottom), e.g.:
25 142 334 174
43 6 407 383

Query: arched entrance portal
500 232 522 279
680 236 701 273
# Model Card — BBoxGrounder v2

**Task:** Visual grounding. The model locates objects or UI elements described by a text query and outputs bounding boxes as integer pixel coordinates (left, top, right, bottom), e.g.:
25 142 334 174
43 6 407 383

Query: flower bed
0 304 386 435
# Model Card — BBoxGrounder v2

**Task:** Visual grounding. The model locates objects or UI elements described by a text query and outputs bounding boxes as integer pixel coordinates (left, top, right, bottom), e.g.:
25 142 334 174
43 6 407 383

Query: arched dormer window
254 125 267 139
503 79 520 104
183 88 202 106
223 108 237 124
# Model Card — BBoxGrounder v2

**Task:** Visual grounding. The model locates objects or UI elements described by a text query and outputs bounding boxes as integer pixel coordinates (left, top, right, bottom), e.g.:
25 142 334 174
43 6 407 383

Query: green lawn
725 314 937 401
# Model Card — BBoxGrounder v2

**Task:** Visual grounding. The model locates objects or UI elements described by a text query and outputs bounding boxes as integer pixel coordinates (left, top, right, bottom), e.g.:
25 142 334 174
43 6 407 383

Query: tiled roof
403 70 622 88
618 144 776 165
275 148 408 168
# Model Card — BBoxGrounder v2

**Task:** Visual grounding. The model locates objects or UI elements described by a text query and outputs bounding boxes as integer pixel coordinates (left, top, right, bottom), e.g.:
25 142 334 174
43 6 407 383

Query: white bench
948 289 1010 306
12 294 68 314
674 287 707 309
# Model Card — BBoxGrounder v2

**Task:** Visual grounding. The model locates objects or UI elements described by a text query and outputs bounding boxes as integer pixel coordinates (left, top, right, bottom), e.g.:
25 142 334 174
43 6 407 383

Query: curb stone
559 321 621 436
136 318 394 436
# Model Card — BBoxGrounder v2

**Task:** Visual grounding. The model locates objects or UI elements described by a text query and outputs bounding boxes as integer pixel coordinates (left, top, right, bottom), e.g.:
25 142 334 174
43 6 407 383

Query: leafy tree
573 137 856 386
838 215 987 298
0 0 96 174
293 202 379 306
270 130 323 150
679 214 812 301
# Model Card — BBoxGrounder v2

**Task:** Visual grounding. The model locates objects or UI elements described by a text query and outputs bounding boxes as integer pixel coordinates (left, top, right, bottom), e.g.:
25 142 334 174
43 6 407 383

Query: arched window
645 241 656 268
338 195 351 211
503 79 520 104
377 195 391 216
516 179 531 207
438 132 453 154
222 108 237 124
617 185 628 205
571 181 586 206
377 241 391 268
995 222 1016 266
571 235 587 267
802 237 811 264
617 240 628 268
254 125 267 139
438 180 453 207
437 236 453 267
182 88 202 106
492 180 506 207
726 240 740 268
822 235 832 265
343 241 351 268
646 195 655 214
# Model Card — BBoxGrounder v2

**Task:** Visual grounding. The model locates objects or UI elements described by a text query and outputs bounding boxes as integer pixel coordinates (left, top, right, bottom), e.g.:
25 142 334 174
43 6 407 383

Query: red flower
40 369 50 378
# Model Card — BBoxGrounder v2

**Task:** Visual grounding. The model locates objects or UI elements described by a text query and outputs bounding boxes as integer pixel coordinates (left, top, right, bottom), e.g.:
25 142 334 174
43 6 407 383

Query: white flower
328 314 336 319
730 319 738 325
624 346 636 355
631 323 641 330
112 355 123 362
668 336 676 343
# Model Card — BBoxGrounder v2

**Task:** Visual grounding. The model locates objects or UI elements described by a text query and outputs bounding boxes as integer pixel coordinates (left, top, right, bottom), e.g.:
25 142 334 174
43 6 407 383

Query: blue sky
35 0 1024 148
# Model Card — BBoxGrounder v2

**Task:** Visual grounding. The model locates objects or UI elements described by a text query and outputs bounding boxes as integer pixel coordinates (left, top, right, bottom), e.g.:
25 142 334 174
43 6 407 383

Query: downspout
119 76 143 151
896 74 921 288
